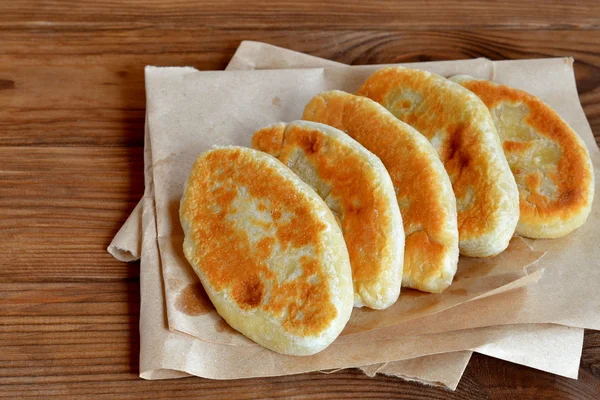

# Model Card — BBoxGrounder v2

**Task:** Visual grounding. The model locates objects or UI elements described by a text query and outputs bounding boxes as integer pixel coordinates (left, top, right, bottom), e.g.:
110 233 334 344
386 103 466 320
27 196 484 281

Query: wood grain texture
0 147 143 282
1 29 599 147
1 0 599 398
1 0 599 30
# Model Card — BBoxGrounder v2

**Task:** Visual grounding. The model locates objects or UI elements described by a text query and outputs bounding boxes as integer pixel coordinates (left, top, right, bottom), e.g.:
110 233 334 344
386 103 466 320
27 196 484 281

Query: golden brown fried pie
253 120 404 307
451 75 595 238
179 146 353 355
303 91 459 293
357 67 520 257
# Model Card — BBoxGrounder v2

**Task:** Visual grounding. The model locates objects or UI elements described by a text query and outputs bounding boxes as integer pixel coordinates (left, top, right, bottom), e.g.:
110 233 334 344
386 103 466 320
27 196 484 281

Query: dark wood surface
1 1 599 398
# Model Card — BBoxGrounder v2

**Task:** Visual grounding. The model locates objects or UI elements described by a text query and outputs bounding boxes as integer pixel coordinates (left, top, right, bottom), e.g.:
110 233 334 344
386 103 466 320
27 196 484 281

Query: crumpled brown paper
109 43 596 388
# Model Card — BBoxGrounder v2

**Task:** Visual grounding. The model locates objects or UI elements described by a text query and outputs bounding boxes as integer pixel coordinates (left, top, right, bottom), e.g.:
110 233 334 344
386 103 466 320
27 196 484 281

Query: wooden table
1 1 599 398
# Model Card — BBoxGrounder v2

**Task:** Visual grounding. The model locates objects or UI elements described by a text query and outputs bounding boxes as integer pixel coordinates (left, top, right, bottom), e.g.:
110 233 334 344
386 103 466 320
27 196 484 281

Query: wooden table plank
1 0 599 30
0 147 142 281
1 29 599 147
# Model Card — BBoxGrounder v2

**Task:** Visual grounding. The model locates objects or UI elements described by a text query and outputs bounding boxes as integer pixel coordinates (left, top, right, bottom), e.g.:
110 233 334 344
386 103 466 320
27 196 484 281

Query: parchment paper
108 200 142 262
139 99 582 385
359 352 473 390
110 42 592 386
